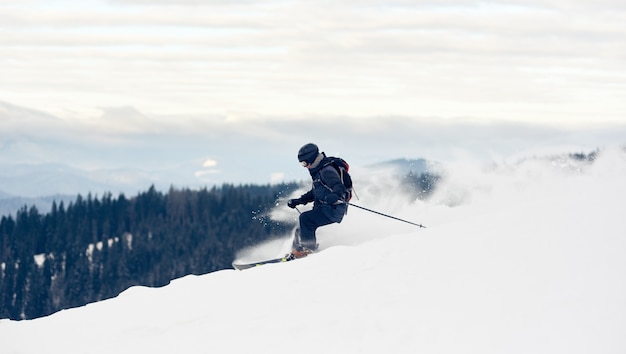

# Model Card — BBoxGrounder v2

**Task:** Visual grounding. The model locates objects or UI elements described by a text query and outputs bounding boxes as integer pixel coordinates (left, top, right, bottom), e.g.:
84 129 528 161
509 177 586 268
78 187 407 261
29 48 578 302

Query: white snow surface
2 148 626 354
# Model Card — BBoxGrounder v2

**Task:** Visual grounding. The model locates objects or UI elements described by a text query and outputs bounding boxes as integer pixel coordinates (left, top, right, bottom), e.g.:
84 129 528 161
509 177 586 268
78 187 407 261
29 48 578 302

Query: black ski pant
299 207 335 248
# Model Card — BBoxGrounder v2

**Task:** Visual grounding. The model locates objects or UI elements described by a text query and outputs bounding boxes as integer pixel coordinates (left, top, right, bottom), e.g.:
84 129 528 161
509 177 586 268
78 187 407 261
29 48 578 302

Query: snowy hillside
2 147 625 354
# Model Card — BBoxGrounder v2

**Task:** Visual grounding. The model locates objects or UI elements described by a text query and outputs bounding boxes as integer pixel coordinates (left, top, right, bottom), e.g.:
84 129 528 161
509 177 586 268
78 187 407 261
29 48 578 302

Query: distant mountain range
368 158 433 175
0 163 157 217
0 194 76 218
0 151 599 217
0 158 436 217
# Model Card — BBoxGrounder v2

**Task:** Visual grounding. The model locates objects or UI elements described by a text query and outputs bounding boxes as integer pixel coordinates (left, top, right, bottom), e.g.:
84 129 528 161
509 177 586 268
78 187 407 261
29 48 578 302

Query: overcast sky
1 0 625 196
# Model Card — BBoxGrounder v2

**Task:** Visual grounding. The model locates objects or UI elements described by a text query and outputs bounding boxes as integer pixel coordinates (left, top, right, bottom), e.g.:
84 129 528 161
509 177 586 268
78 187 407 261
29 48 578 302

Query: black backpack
325 157 353 202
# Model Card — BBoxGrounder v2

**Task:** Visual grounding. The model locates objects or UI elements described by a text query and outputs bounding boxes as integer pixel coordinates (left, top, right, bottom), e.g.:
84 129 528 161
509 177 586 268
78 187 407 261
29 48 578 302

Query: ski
232 253 296 271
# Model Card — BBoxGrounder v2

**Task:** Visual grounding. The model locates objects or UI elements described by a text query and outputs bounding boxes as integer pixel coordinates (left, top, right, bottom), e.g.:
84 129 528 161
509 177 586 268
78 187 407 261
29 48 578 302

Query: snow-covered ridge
1 147 625 354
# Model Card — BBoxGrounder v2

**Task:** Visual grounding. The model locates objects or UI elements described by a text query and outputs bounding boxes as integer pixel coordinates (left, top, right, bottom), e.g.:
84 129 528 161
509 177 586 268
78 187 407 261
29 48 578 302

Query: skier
287 143 349 258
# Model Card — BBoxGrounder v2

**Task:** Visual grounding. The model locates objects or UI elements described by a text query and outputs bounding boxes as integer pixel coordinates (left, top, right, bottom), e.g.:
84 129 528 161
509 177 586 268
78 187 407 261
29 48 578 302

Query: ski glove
287 198 303 209
324 193 339 205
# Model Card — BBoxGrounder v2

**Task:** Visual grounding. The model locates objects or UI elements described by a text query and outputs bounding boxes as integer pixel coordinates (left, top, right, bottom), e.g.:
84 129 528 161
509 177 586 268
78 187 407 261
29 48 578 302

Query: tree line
0 183 299 320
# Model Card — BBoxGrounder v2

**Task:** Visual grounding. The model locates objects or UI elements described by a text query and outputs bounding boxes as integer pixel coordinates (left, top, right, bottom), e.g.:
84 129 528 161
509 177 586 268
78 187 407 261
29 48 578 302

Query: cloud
269 172 285 183
1 0 625 125
202 159 218 168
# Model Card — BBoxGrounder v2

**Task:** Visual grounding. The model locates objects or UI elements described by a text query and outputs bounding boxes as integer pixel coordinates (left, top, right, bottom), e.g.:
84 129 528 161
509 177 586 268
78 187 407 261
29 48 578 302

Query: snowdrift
2 147 625 354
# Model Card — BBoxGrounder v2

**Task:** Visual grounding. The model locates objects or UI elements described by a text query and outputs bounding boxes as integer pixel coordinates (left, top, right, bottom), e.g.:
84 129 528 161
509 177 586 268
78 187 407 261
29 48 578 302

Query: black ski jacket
300 155 348 223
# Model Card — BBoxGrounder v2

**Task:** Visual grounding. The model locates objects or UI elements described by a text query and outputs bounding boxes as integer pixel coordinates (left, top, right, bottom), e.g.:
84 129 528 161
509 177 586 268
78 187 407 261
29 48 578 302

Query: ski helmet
298 143 319 164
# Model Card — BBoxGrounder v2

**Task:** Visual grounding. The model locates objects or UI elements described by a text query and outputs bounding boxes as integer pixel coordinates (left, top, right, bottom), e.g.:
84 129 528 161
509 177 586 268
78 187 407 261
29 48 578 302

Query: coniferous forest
0 183 300 320
0 170 440 321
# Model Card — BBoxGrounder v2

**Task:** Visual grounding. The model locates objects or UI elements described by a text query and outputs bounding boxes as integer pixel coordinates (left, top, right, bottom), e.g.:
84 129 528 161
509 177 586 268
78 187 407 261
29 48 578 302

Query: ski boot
291 245 317 258
291 229 318 258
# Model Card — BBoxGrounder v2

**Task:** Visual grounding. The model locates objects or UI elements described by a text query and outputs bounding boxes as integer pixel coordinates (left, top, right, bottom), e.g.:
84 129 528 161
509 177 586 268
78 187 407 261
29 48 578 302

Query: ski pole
345 202 426 228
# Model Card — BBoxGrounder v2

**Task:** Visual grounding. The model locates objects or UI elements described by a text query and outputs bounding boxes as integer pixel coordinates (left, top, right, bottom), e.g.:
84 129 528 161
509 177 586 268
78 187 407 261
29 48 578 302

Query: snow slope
2 148 626 354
